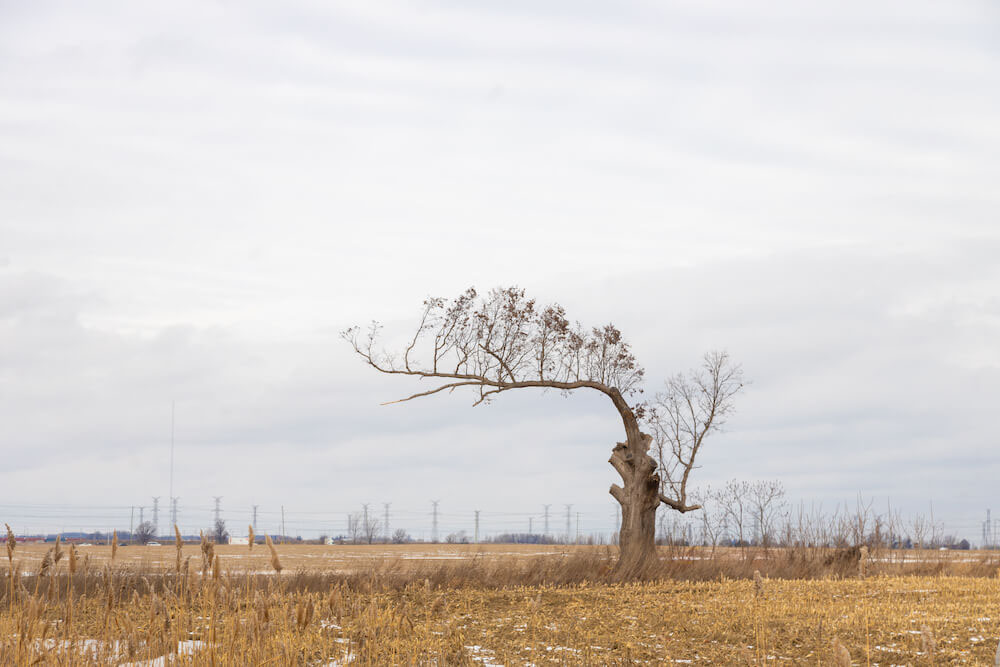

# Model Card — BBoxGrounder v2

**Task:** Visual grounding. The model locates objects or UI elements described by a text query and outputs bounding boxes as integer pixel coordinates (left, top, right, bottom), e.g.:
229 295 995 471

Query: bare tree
212 519 229 544
347 514 362 544
747 480 786 548
362 515 380 545
689 488 725 553
715 479 751 549
343 286 744 574
651 351 744 512
909 514 928 550
133 521 156 545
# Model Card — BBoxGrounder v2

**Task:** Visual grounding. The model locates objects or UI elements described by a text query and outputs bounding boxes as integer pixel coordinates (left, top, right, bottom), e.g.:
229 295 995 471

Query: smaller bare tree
212 519 229 544
650 351 744 514
347 514 362 544
133 521 156 545
715 479 751 550
748 480 786 548
690 488 725 554
362 515 381 545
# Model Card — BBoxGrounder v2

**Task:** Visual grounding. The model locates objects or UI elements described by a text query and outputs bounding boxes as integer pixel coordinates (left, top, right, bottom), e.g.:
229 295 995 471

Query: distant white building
229 536 250 545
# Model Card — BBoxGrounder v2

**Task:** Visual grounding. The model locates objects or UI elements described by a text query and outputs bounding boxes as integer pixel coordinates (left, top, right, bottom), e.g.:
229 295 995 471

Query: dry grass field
3 538 1000 664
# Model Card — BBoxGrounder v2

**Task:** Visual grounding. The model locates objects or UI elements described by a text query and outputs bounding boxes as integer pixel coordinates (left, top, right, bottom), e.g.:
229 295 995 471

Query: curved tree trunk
602 387 662 577
609 431 661 578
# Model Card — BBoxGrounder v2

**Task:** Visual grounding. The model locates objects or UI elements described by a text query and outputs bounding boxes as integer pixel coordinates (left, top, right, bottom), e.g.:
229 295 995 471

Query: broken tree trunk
610 431 661 577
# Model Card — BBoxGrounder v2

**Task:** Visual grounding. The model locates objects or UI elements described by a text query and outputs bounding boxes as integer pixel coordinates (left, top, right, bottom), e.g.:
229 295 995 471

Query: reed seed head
4 523 15 562
265 534 283 573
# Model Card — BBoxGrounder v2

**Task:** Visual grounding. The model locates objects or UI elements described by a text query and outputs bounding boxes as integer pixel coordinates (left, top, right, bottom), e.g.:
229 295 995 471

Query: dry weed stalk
920 623 936 655
38 548 53 578
753 569 765 599
248 524 255 551
858 545 868 578
4 523 14 563
832 637 851 666
110 530 118 561
265 535 283 573
200 531 215 576
295 597 314 630
174 524 183 574
4 523 13 612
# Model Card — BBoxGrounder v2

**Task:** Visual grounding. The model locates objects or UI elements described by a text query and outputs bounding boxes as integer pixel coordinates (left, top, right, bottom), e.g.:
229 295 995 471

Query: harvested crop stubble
1 544 1000 664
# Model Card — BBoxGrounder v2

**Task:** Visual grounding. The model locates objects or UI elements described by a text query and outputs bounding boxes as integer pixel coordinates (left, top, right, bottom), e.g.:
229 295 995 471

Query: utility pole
171 497 179 528
383 503 391 542
431 501 440 543
129 506 134 542
565 504 572 545
252 505 259 532
152 497 160 536
543 504 551 537
576 511 580 544
213 497 223 524
474 510 480 544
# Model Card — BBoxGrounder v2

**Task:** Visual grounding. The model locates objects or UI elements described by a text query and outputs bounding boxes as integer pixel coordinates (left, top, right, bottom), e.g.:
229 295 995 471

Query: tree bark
609 431 661 578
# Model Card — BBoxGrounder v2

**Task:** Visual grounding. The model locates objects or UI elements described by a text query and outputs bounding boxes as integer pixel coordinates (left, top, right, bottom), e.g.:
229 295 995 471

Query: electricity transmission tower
213 497 223 524
171 497 179 528
474 510 480 544
252 505 259 532
543 504 551 537
152 497 160 535
565 504 573 544
383 503 391 542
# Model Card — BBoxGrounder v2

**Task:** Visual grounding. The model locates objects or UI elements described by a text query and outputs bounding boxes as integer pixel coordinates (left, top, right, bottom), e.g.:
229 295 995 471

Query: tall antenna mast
169 401 175 518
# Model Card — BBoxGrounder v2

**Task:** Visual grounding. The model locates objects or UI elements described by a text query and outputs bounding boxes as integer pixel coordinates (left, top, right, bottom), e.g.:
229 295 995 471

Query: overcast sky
2 1 999 540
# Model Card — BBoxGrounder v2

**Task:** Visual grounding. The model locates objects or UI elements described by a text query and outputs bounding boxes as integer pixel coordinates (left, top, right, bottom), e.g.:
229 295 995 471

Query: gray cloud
1 1 998 538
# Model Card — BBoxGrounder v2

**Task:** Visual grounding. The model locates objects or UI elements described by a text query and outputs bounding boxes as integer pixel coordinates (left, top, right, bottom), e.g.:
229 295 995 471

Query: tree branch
659 494 702 513
380 381 483 405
